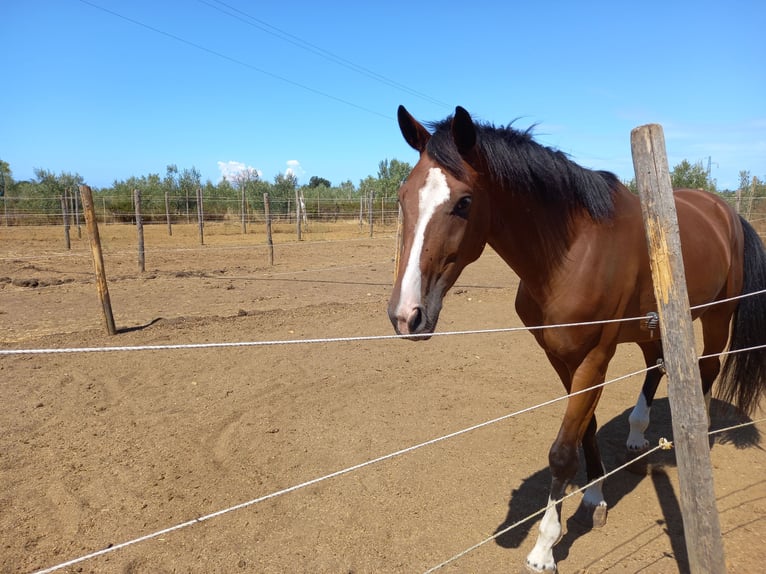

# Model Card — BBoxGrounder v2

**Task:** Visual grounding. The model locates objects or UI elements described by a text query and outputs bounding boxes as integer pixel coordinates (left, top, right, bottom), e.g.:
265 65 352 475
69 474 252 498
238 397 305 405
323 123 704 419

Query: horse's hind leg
627 341 664 453
573 414 608 528
699 305 736 420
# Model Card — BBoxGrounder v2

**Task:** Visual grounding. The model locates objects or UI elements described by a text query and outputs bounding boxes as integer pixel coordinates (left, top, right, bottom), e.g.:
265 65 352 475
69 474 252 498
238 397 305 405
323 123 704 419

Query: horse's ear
398 105 431 152
451 106 477 156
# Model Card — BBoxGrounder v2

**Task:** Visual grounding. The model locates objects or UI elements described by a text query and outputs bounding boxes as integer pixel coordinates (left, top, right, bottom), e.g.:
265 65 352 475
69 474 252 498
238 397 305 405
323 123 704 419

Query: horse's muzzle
388 304 433 340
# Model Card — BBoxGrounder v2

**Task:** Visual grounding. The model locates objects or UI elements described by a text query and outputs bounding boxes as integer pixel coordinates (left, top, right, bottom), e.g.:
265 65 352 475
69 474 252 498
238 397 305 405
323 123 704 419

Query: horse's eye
452 196 472 219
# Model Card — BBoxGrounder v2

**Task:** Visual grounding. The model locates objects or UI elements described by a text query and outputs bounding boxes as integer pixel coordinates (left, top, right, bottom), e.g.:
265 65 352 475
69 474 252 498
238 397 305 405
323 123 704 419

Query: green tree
231 167 262 214
308 176 331 188
337 180 355 197
738 170 751 193
0 159 12 197
179 167 202 198
624 159 717 193
22 168 84 223
670 159 715 192
376 158 411 200
272 172 298 214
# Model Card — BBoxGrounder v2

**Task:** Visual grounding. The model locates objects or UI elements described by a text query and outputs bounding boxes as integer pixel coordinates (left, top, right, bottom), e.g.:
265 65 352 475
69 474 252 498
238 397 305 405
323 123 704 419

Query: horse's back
674 188 744 307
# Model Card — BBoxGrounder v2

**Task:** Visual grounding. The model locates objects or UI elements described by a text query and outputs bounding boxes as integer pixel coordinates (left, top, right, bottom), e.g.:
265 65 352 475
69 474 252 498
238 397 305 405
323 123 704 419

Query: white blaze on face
396 167 451 316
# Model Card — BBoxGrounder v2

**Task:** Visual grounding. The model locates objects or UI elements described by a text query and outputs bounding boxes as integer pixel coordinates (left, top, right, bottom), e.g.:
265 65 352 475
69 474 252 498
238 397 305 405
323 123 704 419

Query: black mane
425 117 617 222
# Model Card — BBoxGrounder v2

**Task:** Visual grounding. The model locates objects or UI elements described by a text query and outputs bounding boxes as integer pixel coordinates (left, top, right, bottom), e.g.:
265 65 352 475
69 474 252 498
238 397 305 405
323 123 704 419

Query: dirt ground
1 221 764 574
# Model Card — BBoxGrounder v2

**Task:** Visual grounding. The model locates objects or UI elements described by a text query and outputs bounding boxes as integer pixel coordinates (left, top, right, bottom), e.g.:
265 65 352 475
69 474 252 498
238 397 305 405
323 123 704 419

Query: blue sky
2 0 764 190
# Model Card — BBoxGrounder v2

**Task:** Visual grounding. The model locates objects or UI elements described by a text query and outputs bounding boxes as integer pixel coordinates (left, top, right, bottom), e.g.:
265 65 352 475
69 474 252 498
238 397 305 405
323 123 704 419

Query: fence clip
658 437 673 450
642 311 660 335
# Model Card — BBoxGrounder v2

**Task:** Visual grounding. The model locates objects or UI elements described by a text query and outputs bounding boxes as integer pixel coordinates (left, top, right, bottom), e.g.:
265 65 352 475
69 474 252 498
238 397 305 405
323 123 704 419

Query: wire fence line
28 362 659 574
4 193 764 226
27 357 766 574
1 195 404 227
423 417 766 573
7 249 765 572
0 229 399 262
2 287 765 357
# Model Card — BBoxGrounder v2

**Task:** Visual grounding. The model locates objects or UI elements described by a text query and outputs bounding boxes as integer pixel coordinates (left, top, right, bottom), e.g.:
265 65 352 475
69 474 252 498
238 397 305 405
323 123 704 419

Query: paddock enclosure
1 222 764 573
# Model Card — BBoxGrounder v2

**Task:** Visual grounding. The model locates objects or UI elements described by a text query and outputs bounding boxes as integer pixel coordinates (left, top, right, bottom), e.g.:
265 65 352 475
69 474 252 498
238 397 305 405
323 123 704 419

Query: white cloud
217 160 262 182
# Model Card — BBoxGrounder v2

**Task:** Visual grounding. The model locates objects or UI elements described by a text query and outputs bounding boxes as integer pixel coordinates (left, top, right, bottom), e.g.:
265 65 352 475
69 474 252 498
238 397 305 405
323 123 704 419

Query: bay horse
387 105 766 572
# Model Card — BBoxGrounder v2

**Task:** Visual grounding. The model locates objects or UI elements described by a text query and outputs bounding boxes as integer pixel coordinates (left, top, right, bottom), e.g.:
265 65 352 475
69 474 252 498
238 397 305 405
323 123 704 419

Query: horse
387 105 766 572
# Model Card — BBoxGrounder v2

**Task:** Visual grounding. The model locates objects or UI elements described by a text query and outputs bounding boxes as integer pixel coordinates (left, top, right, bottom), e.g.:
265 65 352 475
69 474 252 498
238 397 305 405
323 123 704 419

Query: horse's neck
487 202 568 286
487 187 640 299
488 234 558 294
486 201 588 295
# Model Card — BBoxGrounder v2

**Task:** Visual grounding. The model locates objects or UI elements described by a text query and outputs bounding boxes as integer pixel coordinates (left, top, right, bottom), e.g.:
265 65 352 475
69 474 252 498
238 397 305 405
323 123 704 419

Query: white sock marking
526 496 560 571
627 392 651 451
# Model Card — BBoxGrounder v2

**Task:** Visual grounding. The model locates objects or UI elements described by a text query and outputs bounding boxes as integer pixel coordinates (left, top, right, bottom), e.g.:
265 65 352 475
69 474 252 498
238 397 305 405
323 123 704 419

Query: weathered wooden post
295 188 302 241
241 186 247 234
134 189 145 273
61 194 71 250
165 191 172 236
70 188 81 239
381 195 385 227
196 186 204 245
79 185 116 335
264 192 274 265
359 193 363 232
368 190 374 238
631 123 726 573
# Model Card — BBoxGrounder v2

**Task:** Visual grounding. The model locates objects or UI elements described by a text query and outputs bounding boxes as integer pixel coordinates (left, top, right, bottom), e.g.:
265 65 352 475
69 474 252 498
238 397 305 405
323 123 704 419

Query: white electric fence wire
423 416 766 573
11 277 766 573
3 288 764 357
689 287 766 311
29 364 657 574
0 319 639 356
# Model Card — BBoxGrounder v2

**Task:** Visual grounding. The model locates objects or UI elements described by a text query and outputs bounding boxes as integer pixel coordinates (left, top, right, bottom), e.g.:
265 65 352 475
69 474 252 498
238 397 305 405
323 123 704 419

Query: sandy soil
1 222 763 574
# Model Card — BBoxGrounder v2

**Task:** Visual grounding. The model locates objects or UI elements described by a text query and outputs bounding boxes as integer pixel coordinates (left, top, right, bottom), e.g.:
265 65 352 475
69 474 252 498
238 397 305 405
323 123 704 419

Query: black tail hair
718 217 766 415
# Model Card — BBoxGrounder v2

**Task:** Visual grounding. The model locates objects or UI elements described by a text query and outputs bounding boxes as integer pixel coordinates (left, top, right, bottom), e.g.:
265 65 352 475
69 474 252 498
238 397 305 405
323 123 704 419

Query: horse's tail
718 216 766 415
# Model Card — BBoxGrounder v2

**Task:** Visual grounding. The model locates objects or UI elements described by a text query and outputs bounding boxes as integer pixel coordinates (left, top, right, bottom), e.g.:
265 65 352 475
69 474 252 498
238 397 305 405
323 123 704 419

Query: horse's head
388 105 490 339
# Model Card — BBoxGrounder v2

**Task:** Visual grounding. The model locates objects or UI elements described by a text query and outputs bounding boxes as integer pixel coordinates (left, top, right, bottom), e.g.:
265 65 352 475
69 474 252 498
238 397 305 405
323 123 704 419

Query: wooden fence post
359 193 363 232
134 189 145 273
368 190 374 238
70 188 81 239
165 191 172 236
295 188 302 241
264 192 274 265
79 185 117 335
241 186 247 234
631 123 726 573
61 194 71 250
196 186 204 245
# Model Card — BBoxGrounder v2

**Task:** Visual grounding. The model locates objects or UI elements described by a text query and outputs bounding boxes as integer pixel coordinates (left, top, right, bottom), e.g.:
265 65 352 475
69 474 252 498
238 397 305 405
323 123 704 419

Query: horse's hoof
573 501 608 528
591 502 608 527
522 561 557 573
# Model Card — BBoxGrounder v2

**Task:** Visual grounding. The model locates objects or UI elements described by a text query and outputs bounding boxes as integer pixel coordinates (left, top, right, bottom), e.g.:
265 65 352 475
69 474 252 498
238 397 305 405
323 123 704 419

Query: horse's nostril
407 306 424 333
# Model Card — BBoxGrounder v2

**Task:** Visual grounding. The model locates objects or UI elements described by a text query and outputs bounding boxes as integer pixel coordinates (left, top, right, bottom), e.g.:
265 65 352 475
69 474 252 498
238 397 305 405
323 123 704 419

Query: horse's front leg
525 352 608 573
524 444 574 572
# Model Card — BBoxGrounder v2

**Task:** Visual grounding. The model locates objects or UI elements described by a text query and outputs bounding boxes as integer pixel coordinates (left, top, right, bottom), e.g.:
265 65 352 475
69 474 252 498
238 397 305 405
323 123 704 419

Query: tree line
0 157 763 226
0 158 412 225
